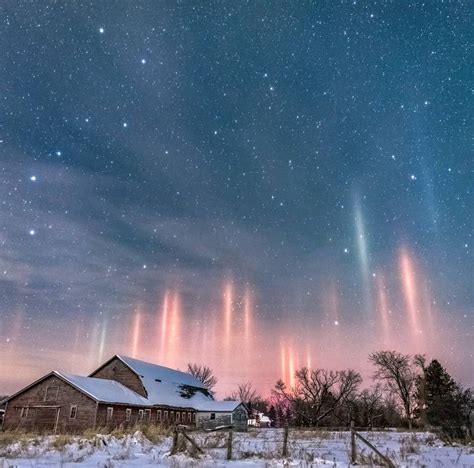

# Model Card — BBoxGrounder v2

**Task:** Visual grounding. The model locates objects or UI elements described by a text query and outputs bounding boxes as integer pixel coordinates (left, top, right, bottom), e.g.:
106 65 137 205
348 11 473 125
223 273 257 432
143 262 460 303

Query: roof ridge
117 355 205 383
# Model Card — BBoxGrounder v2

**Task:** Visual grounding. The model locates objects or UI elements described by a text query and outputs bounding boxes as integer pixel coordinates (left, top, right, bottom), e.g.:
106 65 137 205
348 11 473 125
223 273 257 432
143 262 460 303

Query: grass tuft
51 434 73 450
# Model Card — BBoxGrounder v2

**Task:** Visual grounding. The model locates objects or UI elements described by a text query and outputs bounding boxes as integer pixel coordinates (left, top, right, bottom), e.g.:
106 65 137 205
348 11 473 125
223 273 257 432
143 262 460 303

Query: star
29 229 35 236
141 59 146 64
344 248 349 253
123 122 128 128
30 176 37 181
334 320 339 326
410 174 417 181
99 27 104 34
56 151 62 156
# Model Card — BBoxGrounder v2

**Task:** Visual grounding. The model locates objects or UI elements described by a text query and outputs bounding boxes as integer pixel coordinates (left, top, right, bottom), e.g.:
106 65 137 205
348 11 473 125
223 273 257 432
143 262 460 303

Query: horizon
0 2 472 396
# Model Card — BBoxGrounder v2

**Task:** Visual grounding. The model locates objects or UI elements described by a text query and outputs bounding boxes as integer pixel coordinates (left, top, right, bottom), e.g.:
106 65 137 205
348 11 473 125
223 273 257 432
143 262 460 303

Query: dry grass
140 423 171 443
199 432 227 449
51 434 73 450
81 423 170 443
0 430 38 458
0 430 32 447
294 429 334 440
399 433 420 460
356 450 387 466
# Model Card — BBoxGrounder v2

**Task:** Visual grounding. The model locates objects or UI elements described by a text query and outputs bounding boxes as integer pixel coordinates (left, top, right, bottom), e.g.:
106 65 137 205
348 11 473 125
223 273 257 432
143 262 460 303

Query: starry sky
0 1 472 396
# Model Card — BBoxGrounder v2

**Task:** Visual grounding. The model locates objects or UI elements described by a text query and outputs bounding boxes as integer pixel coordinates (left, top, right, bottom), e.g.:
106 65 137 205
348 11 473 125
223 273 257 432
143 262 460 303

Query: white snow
1 429 473 467
110 355 242 411
193 400 242 412
59 372 150 406
118 355 205 389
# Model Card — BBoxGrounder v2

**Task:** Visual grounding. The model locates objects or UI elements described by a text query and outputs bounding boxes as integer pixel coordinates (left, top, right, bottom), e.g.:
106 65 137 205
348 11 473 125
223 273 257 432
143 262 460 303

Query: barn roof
2 371 151 407
104 356 245 411
114 355 216 409
58 372 150 406
117 355 206 390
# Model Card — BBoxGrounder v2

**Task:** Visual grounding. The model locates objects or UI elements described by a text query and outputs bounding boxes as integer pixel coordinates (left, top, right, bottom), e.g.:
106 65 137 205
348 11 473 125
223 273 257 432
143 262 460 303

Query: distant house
1 355 246 433
248 411 272 428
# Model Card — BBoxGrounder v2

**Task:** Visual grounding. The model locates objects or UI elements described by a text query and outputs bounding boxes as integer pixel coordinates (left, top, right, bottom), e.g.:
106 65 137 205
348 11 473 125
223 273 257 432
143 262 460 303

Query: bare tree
273 367 362 426
369 350 417 429
187 363 218 395
357 384 385 428
229 382 262 407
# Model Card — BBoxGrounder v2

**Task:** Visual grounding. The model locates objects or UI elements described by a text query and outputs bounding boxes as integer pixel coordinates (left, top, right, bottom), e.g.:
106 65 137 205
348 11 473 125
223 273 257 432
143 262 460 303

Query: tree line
188 350 473 439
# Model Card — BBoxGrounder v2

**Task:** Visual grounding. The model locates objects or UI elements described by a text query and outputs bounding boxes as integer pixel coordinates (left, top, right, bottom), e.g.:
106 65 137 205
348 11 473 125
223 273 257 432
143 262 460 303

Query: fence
171 424 396 466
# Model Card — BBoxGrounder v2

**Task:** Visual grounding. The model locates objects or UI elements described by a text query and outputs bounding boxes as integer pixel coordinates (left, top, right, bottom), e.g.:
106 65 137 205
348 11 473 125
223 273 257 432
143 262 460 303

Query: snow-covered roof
114 355 213 409
57 372 149 406
192 400 243 412
5 357 245 414
117 355 206 390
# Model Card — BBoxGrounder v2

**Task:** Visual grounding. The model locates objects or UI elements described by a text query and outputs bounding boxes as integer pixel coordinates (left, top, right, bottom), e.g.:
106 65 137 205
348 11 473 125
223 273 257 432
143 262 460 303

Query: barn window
145 409 151 421
45 386 59 402
157 409 162 422
106 407 113 421
192 413 196 422
170 411 175 421
20 407 28 418
176 412 180 422
138 409 144 421
210 413 216 420
125 408 131 422
163 410 168 421
69 405 77 419
182 412 186 422
187 412 192 423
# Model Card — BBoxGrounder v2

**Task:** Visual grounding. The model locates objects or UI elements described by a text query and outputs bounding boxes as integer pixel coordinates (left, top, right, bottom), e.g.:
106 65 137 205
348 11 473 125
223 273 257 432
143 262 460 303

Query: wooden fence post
282 425 289 458
353 431 395 468
171 427 179 455
226 429 233 460
181 429 204 455
350 420 356 464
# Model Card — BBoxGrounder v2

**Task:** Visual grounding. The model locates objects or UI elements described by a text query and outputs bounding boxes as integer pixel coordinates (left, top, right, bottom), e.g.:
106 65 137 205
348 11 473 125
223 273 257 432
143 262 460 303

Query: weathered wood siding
2 375 97 433
95 405 196 428
196 405 248 431
90 357 146 397
232 405 249 431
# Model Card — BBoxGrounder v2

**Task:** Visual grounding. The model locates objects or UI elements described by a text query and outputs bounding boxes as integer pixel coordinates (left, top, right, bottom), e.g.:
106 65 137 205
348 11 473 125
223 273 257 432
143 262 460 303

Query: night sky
1 1 472 396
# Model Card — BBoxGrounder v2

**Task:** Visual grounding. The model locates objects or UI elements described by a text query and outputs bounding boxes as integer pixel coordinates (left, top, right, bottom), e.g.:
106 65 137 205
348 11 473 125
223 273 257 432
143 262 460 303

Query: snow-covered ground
0 429 473 467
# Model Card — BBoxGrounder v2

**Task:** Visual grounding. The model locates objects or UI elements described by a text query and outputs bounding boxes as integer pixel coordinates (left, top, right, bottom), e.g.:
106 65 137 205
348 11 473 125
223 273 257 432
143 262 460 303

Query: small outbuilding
195 401 248 430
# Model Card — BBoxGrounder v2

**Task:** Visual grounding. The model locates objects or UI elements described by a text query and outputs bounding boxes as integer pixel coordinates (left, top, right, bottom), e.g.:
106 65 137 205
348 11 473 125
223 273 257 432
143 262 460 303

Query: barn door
32 407 59 432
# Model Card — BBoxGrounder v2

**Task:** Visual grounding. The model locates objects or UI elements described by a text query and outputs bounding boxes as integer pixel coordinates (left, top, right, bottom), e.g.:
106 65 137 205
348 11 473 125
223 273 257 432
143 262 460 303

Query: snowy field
1 428 473 467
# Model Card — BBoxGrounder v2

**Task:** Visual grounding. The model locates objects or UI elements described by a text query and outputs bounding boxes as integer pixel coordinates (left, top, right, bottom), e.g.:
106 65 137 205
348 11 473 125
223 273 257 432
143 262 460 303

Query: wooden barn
2 355 247 433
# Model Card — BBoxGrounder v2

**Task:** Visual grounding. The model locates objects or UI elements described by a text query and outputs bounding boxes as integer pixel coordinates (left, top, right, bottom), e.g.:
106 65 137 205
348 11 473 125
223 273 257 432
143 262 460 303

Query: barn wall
2 375 96 433
90 358 146 397
95 405 196 427
96 404 144 427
